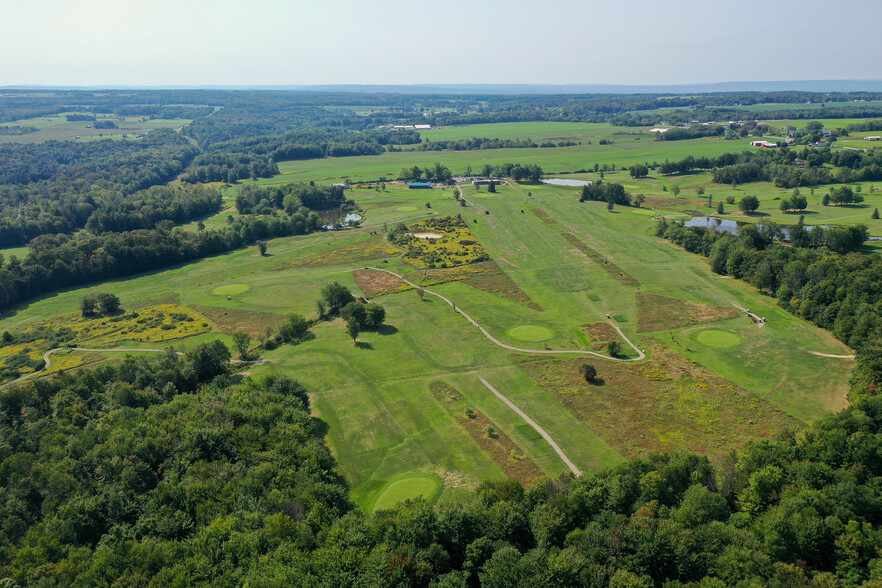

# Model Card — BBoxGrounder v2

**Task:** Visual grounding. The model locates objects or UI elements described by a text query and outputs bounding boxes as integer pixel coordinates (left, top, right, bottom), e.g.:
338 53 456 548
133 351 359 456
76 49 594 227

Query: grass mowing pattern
371 475 441 512
561 233 640 288
696 329 743 349
396 205 419 212
211 283 251 296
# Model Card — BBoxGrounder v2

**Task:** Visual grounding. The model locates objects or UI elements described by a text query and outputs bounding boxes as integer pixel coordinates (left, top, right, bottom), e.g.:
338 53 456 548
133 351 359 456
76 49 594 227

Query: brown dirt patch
191 305 286 339
409 261 542 310
353 269 411 297
561 233 640 288
431 382 544 484
531 208 556 224
636 292 739 332
515 343 801 460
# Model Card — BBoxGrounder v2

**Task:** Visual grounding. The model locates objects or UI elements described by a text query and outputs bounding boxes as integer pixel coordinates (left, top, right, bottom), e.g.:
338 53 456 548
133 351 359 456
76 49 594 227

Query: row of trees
656 146 882 189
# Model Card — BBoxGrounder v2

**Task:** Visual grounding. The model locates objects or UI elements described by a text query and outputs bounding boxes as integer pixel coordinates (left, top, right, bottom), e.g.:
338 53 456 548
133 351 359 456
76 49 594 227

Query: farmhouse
750 140 777 148
864 136 882 141
408 182 432 189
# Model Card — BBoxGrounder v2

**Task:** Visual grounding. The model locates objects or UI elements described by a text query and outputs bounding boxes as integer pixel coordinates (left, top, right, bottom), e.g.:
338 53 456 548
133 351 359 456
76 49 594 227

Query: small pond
318 210 362 230
541 178 593 187
683 216 740 235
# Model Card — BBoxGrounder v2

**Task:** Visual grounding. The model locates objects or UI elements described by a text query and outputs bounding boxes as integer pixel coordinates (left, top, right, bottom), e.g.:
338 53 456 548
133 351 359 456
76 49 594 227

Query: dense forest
0 130 199 245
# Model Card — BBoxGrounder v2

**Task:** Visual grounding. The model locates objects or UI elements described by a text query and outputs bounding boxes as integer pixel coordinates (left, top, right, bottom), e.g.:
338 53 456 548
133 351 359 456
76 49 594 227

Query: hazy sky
3 0 882 86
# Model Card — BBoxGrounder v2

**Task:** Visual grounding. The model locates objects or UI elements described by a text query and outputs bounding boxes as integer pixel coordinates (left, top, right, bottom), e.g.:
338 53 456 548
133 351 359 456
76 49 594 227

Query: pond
541 178 593 187
683 216 740 235
318 210 362 230
681 216 881 241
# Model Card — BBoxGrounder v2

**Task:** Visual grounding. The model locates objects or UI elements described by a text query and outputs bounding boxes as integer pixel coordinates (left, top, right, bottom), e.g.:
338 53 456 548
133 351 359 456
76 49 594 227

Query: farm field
0 169 855 510
0 112 193 143
267 124 757 183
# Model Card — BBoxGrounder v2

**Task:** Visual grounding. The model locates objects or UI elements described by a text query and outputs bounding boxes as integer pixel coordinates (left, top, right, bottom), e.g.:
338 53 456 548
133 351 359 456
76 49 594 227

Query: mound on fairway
507 325 554 342
211 283 251 296
396 205 419 212
372 475 441 512
696 329 743 349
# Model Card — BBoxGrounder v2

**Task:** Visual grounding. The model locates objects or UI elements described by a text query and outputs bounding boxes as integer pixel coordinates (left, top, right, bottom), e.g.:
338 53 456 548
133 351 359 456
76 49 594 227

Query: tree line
657 146 882 189
0 206 326 312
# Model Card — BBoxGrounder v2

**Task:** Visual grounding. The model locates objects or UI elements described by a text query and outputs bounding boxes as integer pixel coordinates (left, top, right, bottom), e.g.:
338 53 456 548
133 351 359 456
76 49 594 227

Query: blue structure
408 182 432 189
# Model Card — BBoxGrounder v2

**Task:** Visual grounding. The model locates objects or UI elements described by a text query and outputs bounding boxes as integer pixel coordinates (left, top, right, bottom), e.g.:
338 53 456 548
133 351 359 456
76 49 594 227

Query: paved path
4 347 265 387
479 377 581 476
364 267 645 362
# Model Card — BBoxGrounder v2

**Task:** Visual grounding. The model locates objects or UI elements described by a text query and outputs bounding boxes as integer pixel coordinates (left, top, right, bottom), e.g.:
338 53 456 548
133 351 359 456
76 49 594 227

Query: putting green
372 474 441 512
507 325 554 342
396 205 419 212
211 283 251 296
696 329 743 349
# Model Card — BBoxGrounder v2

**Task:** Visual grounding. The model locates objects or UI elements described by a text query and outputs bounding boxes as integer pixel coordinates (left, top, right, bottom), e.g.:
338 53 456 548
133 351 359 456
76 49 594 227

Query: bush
580 363 598 382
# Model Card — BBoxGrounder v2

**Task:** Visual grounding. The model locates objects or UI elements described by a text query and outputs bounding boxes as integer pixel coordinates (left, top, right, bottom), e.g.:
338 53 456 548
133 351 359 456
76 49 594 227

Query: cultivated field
0 112 193 143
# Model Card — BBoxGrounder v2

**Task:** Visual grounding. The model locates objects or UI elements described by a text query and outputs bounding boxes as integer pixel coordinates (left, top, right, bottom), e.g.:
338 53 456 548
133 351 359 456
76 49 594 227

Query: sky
3 0 882 87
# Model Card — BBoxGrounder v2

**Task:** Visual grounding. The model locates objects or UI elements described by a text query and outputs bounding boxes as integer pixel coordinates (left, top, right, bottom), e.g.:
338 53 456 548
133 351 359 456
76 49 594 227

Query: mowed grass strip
516 343 801 459
636 292 740 332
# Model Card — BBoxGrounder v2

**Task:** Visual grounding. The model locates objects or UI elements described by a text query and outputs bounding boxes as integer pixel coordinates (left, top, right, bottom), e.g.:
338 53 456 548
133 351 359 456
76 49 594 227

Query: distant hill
5 80 882 94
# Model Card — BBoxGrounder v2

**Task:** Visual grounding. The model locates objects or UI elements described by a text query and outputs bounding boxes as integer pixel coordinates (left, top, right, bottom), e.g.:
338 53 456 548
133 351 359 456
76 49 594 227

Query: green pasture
268 130 755 183
420 121 611 142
